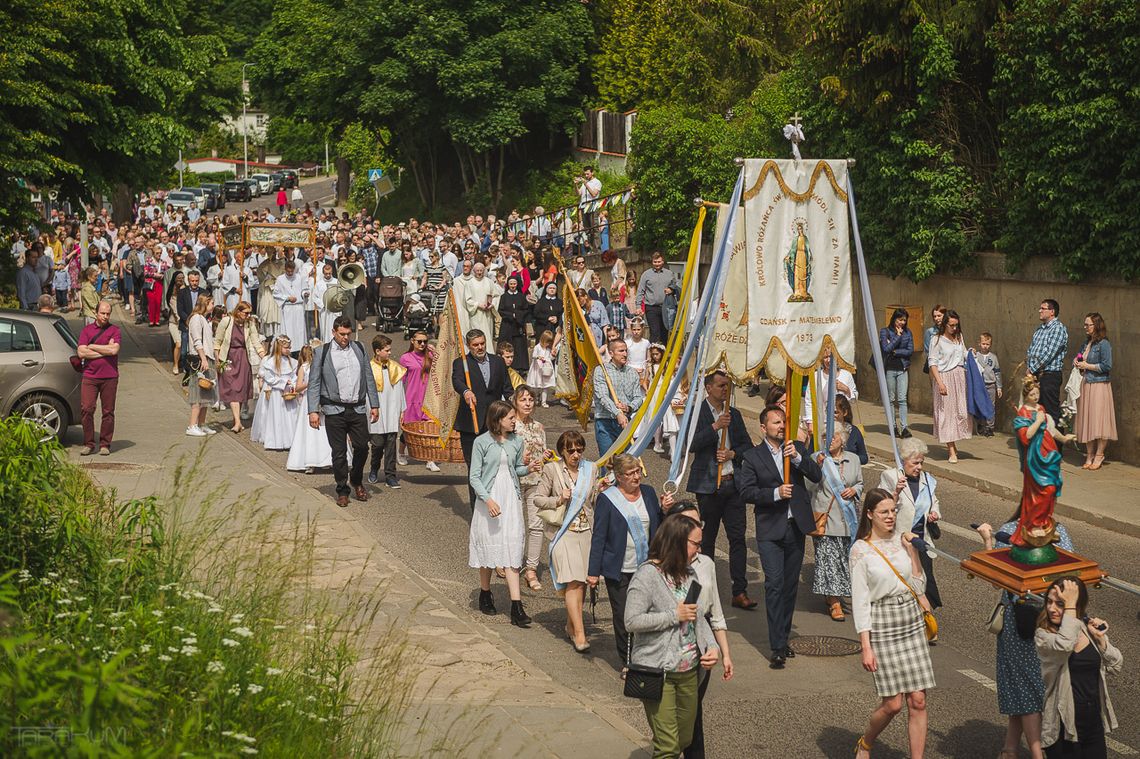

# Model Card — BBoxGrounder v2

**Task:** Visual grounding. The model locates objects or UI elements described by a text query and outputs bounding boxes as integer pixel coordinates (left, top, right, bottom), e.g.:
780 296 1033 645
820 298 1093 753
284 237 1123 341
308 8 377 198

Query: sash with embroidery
603 484 649 568
819 455 858 547
549 460 597 590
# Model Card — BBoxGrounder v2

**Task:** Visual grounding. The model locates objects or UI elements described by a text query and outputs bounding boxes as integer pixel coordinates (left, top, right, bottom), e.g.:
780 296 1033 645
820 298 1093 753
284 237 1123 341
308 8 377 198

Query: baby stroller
377 276 405 333
403 293 434 339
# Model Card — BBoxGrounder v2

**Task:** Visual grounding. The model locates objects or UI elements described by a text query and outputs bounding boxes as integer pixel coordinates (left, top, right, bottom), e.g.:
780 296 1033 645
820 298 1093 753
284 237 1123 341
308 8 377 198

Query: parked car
224 180 252 202
166 191 197 210
269 172 286 192
200 182 226 210
280 169 299 189
0 311 82 443
181 187 209 212
244 178 262 198
251 174 272 193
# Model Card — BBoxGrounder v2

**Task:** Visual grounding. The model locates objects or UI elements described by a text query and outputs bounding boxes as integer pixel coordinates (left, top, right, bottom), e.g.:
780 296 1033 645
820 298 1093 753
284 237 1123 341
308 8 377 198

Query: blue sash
819 455 858 546
548 460 596 591
604 485 649 569
911 473 936 528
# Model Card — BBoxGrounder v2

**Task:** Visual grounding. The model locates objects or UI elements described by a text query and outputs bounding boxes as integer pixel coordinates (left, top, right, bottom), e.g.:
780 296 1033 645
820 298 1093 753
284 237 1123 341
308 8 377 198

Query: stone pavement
69 304 649 758
737 387 1140 538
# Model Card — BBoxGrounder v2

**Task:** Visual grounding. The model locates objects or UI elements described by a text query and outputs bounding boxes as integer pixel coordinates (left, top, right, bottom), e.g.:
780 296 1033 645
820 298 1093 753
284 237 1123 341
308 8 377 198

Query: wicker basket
401 420 465 463
197 375 215 390
282 392 298 401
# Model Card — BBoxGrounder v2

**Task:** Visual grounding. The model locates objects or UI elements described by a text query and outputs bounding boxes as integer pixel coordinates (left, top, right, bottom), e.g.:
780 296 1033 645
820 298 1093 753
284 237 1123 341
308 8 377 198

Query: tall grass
0 418 414 756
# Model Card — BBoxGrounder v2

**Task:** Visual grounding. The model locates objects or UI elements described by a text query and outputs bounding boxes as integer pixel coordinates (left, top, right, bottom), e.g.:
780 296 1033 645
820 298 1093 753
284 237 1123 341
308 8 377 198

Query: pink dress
399 349 432 422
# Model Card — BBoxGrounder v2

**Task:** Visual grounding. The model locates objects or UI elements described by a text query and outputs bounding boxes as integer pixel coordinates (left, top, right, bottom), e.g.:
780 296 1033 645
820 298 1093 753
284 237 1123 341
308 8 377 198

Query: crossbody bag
864 539 938 641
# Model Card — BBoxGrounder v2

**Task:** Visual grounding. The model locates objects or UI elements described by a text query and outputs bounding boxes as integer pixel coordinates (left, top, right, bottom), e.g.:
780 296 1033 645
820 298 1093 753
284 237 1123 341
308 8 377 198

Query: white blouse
927 335 966 373
849 535 927 634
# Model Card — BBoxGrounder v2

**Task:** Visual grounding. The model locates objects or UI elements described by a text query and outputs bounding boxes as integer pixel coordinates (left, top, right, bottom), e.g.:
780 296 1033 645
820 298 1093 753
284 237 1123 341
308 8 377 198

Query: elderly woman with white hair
877 437 944 634
810 422 865 622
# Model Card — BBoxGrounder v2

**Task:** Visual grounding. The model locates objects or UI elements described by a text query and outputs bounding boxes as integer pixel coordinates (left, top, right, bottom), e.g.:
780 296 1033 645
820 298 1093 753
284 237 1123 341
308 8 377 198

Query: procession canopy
727 158 854 376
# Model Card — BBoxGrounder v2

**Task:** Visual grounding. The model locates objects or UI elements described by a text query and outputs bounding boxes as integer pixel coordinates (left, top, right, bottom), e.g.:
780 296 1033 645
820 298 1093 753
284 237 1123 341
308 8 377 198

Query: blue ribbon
549 460 597 591
603 485 649 567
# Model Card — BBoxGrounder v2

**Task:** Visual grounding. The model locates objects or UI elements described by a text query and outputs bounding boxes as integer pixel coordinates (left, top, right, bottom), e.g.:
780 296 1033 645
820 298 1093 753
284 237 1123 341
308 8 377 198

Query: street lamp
241 63 252 179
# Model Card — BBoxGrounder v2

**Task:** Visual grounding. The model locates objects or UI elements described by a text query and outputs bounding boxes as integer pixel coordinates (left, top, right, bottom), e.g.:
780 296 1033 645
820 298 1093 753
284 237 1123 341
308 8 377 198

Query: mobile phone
683 581 702 606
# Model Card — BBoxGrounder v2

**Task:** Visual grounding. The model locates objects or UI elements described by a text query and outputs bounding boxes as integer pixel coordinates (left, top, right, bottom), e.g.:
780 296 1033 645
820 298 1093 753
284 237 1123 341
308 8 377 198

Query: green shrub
0 419 412 756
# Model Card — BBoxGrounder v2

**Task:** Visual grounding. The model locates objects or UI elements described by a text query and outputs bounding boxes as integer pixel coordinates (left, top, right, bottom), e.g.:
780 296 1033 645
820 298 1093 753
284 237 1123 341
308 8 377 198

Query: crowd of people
9 193 1125 759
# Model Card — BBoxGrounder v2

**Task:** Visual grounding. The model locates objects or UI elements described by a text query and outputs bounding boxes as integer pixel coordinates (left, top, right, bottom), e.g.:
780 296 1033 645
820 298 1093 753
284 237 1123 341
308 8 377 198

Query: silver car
166 190 197 210
251 173 272 193
181 186 209 211
0 311 82 442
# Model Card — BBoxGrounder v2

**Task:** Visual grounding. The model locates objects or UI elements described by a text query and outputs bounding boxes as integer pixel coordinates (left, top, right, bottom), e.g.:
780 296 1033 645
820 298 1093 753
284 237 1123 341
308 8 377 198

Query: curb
863 440 1140 540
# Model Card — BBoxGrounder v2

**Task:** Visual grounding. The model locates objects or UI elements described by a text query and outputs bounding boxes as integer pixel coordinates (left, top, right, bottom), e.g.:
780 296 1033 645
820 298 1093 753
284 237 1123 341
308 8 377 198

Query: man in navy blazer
686 371 756 609
452 328 512 508
738 404 822 669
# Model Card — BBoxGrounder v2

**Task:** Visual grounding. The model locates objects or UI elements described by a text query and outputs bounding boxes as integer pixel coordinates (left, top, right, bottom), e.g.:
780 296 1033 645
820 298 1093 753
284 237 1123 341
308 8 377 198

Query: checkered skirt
870 594 936 697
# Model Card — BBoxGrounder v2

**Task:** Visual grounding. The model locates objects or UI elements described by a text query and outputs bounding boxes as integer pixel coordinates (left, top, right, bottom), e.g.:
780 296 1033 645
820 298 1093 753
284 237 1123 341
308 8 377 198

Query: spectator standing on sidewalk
879 307 914 438
1026 299 1068 427
1074 313 1116 471
17 249 42 310
638 252 678 345
77 300 121 456
972 332 1002 437
928 309 971 463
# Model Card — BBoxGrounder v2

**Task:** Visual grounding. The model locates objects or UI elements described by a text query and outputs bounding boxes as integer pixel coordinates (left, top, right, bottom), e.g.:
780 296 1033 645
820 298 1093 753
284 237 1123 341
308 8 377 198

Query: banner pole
452 291 479 433
784 366 793 485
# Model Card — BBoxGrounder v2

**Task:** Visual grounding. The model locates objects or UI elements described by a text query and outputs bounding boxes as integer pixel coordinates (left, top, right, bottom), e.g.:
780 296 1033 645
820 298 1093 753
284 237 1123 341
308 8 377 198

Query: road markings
958 669 1138 755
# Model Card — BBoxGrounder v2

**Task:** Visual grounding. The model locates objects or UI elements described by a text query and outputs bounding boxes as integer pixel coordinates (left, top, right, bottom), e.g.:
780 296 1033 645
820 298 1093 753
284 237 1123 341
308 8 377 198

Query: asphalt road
122 322 1140 758
208 174 337 219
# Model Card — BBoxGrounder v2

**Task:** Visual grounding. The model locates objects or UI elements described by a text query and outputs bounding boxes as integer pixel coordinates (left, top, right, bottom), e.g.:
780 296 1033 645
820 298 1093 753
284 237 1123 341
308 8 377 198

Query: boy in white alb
625 319 650 381
368 335 406 489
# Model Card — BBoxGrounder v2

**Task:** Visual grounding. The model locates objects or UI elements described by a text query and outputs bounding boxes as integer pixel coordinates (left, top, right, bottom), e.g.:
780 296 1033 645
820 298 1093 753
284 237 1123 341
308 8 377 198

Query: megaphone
338 262 366 290
323 285 352 312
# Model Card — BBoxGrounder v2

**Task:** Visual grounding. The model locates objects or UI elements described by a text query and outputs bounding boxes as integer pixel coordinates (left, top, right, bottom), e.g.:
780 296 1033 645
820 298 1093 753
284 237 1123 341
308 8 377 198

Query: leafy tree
265 117 333 165
992 0 1140 280
0 0 230 226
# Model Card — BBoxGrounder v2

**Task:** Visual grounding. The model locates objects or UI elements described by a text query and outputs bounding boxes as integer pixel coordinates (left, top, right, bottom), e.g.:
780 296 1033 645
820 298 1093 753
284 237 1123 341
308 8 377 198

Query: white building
221 108 269 144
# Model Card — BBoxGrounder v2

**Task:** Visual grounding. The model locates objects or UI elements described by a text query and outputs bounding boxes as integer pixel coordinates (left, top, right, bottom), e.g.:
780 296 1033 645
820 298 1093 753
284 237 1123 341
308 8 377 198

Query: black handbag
1013 597 1043 640
623 664 665 701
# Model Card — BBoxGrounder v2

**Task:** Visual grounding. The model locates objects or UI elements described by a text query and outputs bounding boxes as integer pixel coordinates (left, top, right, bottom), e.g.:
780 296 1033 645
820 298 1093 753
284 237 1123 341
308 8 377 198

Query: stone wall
851 253 1138 464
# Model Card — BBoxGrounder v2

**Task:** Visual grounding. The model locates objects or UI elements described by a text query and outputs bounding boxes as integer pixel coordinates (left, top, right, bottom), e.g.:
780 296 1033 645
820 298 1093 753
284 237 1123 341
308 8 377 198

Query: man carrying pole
452 327 511 510
592 338 644 460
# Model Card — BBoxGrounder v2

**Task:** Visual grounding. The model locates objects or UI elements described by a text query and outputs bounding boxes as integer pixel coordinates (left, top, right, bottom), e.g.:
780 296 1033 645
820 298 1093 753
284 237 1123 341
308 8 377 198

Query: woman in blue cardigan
1074 312 1116 470
880 307 915 438
469 400 542 627
587 453 666 668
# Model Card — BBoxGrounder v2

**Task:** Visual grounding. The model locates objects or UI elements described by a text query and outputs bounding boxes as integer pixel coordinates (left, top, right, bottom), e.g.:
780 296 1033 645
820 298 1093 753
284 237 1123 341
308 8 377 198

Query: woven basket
401 420 464 463
197 376 215 390
282 392 298 401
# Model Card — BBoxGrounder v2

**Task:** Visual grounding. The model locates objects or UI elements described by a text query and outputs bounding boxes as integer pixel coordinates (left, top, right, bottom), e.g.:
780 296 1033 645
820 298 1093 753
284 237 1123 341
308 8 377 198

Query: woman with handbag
1036 577 1123 759
810 423 864 622
534 429 597 653
977 517 1074 759
851 488 937 759
512 385 548 591
624 515 720 759
186 294 219 437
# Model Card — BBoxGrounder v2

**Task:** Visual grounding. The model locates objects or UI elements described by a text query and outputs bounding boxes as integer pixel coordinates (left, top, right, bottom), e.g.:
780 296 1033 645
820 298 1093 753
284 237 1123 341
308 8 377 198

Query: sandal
524 570 542 592
855 735 872 757
495 567 506 579
1089 455 1105 471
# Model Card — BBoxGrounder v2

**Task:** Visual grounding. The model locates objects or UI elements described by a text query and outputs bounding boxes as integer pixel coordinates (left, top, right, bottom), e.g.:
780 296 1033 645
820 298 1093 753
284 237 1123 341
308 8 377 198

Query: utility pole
242 63 252 178
178 148 184 187
325 141 330 177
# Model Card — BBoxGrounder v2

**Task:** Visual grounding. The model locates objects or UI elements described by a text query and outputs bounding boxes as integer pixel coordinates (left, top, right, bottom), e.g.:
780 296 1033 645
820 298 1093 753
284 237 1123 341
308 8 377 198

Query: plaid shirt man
607 300 628 331
593 362 644 420
360 244 379 278
1026 318 1068 373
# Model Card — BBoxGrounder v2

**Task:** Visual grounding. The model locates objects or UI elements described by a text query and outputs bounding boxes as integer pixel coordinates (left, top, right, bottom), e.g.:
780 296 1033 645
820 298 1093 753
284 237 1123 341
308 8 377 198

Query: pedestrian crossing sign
368 169 384 182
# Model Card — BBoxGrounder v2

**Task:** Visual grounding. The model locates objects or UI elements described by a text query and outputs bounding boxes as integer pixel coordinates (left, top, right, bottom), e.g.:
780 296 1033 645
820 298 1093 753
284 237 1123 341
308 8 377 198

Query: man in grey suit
307 315 380 507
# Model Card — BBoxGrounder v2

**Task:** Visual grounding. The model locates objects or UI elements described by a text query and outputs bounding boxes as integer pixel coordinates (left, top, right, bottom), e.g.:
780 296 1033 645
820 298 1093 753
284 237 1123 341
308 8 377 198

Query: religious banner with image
703 203 752 383
742 159 854 372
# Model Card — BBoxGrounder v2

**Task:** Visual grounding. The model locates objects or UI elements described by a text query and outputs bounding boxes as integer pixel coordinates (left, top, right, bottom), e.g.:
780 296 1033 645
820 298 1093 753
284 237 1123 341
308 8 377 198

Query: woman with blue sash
810 423 864 622
587 453 664 667
534 430 598 653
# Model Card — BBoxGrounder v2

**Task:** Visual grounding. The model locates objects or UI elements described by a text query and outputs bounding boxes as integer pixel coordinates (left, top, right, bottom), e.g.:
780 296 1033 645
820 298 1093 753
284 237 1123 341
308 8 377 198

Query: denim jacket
1082 339 1112 383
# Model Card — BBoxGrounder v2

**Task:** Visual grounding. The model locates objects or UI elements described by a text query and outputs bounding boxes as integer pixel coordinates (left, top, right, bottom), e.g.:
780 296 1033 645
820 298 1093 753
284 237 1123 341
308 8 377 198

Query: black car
224 180 251 202
269 172 286 191
200 182 226 209
280 169 299 189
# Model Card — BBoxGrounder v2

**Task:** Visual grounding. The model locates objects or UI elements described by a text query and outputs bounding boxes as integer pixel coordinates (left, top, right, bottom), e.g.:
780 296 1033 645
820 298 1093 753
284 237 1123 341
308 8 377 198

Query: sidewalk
71 305 648 758
737 387 1140 538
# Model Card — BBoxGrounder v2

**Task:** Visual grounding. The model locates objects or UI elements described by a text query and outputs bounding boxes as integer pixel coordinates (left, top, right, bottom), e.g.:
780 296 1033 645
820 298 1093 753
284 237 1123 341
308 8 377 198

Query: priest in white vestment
464 262 497 353
272 260 311 352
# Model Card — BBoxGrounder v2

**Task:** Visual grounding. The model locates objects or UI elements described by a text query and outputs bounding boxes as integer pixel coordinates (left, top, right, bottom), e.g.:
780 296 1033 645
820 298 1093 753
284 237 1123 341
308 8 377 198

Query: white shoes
203 426 217 435
652 444 665 454
185 426 207 437
397 453 409 466
426 461 441 472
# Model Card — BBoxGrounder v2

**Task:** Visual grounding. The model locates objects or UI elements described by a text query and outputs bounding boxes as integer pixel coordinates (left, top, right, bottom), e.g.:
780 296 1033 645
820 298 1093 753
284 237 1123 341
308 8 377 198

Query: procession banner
742 159 854 373
554 275 606 428
421 291 463 446
703 203 751 383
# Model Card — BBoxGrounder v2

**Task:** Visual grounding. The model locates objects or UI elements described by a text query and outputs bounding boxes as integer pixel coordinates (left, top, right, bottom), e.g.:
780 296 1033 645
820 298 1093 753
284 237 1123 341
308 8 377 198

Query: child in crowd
626 318 650 381
835 395 869 465
497 341 526 389
286 345 338 473
972 332 1002 436
368 335 406 488
52 266 71 309
526 329 557 407
606 288 629 339
599 325 622 364
252 336 299 450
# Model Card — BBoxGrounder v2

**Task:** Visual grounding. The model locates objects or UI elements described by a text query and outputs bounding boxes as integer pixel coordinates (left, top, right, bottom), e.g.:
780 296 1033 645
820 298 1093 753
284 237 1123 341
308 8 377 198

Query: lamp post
241 63 252 179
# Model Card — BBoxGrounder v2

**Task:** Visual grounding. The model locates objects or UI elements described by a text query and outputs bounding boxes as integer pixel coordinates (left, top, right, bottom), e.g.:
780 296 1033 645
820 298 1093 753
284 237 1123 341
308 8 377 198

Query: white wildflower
118 595 131 601
172 625 185 633
206 660 225 674
241 748 258 755
277 700 292 708
158 654 172 662
57 598 72 605
106 558 126 565
54 612 72 620
272 624 286 630
180 645 199 656
227 684 241 696
73 596 86 602
265 668 283 676
110 626 123 632
305 695 317 702
151 610 163 618
41 577 52 585
139 644 152 654
168 647 180 653
246 683 263 694
181 636 198 645
47 571 59 578
158 583 177 591
229 613 244 624
17 569 31 583
207 606 223 614
230 627 253 638
222 638 240 648
109 611 125 619
303 623 316 632
36 647 45 653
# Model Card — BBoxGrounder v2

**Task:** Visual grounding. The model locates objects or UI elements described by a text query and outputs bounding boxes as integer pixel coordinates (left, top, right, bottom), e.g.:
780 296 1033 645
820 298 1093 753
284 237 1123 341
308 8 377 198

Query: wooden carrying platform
960 547 1105 596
